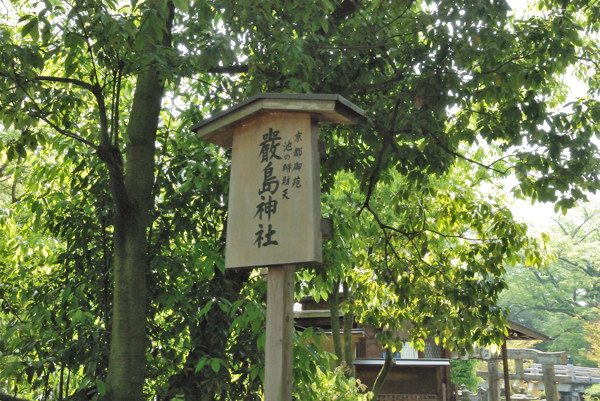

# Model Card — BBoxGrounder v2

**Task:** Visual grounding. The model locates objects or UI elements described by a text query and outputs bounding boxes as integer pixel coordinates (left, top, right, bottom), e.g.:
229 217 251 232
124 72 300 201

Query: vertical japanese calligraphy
254 128 306 248
281 131 304 194
255 128 282 248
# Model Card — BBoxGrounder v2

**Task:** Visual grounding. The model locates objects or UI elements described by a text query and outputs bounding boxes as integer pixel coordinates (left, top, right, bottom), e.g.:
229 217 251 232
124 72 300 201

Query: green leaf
6 146 16 162
16 143 27 158
96 379 110 396
210 358 222 373
65 55 77 77
320 18 329 34
195 358 209 373
21 17 38 41
172 0 189 12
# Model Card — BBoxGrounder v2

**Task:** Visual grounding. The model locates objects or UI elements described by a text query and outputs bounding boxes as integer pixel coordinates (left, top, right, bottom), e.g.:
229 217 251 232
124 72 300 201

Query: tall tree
104 2 175 398
501 200 600 366
1 0 179 399
305 162 548 398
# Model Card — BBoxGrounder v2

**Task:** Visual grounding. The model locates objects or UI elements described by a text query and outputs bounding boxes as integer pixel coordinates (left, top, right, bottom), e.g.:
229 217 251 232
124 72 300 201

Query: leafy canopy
501 199 600 366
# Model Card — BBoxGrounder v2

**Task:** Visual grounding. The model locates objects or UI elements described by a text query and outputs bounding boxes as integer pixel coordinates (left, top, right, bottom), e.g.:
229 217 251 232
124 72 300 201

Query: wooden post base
264 265 295 401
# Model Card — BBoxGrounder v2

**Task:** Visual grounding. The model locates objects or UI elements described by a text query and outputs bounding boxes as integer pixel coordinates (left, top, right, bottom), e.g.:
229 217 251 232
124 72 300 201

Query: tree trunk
329 278 343 366
342 282 354 375
105 2 172 400
371 347 394 399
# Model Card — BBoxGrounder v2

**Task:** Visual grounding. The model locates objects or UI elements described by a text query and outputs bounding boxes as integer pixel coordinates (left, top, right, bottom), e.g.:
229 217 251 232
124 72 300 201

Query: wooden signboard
191 93 364 269
191 93 364 401
226 112 321 268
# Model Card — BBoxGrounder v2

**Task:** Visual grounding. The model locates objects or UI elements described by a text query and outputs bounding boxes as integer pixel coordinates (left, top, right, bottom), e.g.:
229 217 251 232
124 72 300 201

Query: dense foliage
1 0 600 399
585 383 600 401
500 200 600 366
450 359 480 392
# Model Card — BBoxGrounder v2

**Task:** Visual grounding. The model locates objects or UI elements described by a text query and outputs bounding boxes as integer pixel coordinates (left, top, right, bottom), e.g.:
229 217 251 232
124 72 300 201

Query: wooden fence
525 363 600 384
478 349 600 401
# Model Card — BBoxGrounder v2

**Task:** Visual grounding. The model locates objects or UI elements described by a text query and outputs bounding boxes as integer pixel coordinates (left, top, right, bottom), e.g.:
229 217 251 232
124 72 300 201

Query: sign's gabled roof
190 93 365 148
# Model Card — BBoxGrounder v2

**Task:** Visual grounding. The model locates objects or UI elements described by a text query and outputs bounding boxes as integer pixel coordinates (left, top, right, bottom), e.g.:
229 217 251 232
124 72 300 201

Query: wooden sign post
191 93 363 401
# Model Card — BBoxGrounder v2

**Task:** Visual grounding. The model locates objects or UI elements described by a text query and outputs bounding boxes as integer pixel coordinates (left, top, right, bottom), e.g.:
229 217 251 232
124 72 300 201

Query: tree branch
38 76 108 144
533 304 578 318
38 112 98 148
13 76 99 149
341 71 405 96
557 256 598 278
208 64 249 74
32 73 109 147
375 0 416 34
359 143 387 217
0 392 32 401
11 155 21 203
427 130 513 175
575 55 600 75
475 50 536 76
34 75 95 92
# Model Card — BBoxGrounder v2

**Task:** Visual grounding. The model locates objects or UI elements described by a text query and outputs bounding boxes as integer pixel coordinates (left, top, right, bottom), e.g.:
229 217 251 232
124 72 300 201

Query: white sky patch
506 0 532 17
